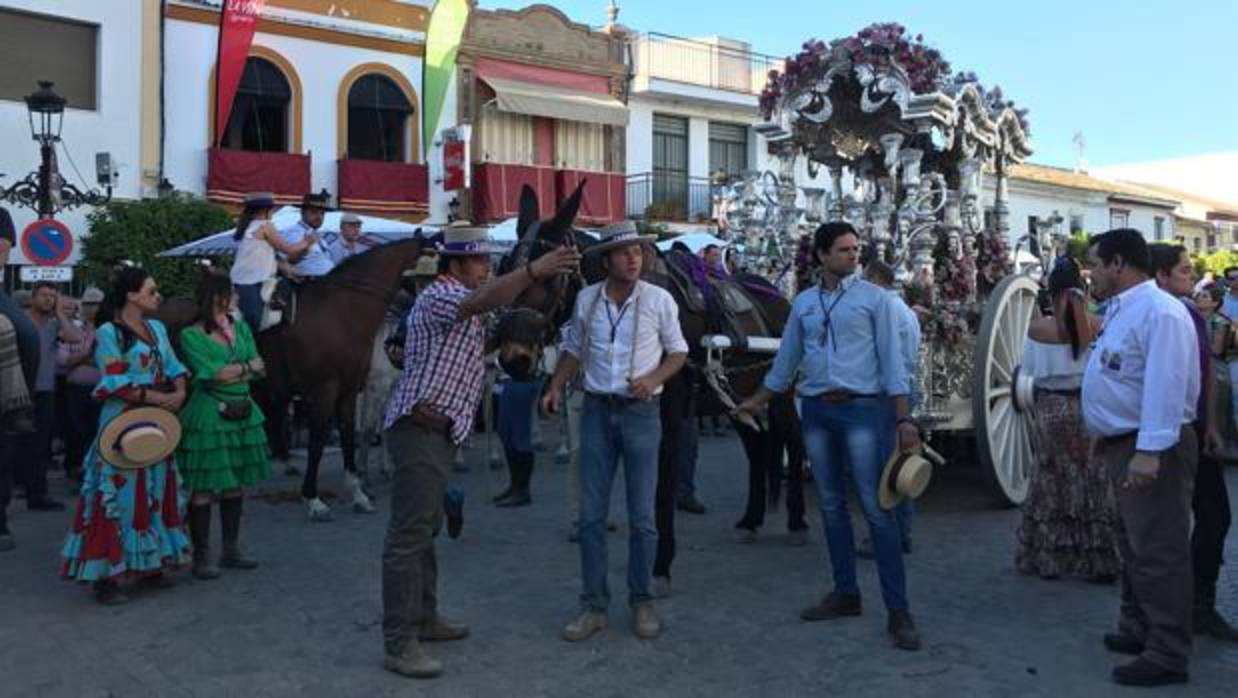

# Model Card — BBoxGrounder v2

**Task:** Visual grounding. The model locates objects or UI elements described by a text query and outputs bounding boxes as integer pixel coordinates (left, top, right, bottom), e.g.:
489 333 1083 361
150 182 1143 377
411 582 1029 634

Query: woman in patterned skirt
61 266 191 604
1016 257 1120 581
177 271 270 580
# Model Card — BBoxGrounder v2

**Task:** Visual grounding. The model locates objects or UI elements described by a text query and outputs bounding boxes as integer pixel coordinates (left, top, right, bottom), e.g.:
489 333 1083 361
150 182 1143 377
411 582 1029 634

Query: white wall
163 19 427 210
1 0 145 265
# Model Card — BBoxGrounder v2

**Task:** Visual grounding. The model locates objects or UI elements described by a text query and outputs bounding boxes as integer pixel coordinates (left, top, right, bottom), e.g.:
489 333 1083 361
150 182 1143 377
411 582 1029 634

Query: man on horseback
541 221 689 643
380 221 579 680
737 222 923 651
279 191 333 279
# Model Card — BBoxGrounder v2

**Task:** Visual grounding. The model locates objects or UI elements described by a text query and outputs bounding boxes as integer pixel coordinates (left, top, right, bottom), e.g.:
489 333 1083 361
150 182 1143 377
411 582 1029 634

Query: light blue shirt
890 291 921 381
763 274 908 397
1223 291 1238 323
280 220 334 277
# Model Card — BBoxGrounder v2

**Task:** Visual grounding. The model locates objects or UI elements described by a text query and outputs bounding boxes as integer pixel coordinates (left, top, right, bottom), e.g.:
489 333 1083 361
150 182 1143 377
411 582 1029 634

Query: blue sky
481 0 1238 169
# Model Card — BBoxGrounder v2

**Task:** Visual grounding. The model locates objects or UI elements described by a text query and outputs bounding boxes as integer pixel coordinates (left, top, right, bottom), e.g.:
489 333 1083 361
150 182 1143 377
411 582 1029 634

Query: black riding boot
496 452 533 508
189 503 220 580
219 496 259 570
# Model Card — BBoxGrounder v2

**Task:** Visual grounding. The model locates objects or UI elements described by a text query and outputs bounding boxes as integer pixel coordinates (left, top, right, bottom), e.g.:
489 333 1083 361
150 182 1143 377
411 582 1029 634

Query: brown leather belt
409 404 452 435
816 391 880 404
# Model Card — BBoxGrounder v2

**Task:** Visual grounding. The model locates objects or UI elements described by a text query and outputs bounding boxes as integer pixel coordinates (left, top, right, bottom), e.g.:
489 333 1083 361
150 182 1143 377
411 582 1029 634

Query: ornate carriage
713 24 1070 505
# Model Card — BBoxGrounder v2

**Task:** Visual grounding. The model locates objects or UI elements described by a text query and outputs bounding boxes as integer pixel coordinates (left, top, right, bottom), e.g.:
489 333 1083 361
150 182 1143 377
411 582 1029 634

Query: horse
496 185 805 587
159 237 426 522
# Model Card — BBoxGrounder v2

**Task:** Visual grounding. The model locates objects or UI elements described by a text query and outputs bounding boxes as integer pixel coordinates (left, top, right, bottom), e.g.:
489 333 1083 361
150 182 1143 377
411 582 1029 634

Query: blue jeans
234 283 263 336
578 393 662 611
802 395 908 611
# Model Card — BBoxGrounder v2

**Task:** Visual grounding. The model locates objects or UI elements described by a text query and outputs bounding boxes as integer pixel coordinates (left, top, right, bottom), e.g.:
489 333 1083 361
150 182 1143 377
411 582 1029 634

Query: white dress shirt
1082 280 1199 451
280 220 334 277
560 280 688 397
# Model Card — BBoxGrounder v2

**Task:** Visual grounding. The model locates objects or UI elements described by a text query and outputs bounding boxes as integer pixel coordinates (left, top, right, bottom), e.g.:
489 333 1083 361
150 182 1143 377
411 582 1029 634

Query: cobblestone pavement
2 426 1235 698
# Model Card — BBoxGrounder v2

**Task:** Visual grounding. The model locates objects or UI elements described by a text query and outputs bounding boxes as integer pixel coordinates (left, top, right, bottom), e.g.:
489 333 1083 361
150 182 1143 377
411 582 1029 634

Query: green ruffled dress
176 322 271 492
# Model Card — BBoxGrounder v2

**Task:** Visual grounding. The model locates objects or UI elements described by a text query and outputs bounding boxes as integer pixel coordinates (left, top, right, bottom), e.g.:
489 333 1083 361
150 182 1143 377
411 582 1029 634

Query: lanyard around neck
604 296 633 343
817 284 848 350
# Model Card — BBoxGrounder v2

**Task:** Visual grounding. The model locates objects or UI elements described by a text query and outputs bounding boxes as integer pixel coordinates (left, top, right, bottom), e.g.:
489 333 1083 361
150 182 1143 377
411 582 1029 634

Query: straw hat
586 221 656 255
97 407 182 470
438 220 499 257
878 450 933 510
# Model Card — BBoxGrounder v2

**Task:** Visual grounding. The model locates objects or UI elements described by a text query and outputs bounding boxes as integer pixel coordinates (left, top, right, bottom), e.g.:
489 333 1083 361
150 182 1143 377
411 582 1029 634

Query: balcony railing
631 32 784 96
626 172 715 222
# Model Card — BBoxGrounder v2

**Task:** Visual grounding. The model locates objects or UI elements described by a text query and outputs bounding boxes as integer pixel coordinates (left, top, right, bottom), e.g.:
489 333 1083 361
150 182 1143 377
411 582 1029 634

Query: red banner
442 140 466 191
214 0 266 146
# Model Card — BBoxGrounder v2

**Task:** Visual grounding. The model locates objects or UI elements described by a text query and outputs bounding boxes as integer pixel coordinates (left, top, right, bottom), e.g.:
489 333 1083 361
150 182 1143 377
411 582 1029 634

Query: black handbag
208 342 253 421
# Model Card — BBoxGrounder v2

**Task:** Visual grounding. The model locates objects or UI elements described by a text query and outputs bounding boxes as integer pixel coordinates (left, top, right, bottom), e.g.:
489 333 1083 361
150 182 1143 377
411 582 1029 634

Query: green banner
422 0 471 149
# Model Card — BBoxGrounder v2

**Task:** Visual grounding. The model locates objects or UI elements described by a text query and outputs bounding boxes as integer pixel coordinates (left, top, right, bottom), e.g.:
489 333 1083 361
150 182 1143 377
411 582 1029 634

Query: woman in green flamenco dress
177 272 271 580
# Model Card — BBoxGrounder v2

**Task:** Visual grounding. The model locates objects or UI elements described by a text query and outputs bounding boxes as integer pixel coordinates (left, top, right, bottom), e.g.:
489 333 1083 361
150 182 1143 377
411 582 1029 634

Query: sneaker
800 592 862 621
562 610 607 642
383 643 443 679
1111 657 1187 686
887 609 922 651
633 604 661 639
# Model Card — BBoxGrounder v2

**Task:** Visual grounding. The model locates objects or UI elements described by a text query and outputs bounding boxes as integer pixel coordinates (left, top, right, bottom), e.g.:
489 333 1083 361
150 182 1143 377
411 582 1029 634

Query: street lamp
1 80 111 219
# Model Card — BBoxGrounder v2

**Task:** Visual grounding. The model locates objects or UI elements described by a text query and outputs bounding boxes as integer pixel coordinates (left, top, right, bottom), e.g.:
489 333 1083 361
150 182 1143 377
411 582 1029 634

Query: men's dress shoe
444 487 464 539
0 532 13 552
419 618 470 642
495 490 530 508
562 610 607 642
1103 632 1145 655
676 496 706 515
383 644 443 679
633 604 661 639
887 610 922 651
491 487 513 504
786 529 808 546
652 576 671 599
27 497 65 512
1111 658 1188 686
800 592 862 621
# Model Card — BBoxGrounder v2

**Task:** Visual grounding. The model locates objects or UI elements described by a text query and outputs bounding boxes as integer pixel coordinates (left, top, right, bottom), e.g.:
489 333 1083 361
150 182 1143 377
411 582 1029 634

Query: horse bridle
508 223 586 341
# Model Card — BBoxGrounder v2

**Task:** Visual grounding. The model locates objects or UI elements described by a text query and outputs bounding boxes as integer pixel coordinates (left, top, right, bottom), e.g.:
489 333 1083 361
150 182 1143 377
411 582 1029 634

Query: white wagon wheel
972 274 1041 506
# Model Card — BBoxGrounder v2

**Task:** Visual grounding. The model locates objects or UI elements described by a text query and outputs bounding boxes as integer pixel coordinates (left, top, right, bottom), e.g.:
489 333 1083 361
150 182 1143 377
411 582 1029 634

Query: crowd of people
0 200 1234 687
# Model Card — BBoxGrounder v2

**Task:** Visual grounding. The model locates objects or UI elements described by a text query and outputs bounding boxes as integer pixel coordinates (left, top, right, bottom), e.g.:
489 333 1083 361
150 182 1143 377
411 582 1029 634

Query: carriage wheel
972 274 1040 507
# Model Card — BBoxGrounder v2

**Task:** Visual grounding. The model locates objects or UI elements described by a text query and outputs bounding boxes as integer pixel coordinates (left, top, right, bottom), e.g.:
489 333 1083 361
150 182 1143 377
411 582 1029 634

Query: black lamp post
1 81 111 218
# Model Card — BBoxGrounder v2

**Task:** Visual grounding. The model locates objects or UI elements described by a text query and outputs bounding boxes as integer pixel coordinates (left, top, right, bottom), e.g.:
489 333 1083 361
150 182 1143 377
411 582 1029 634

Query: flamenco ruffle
178 424 271 491
61 488 191 583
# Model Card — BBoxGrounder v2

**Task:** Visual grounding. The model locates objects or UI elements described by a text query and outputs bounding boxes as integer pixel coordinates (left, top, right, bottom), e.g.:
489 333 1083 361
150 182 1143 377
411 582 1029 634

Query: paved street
2 424 1236 698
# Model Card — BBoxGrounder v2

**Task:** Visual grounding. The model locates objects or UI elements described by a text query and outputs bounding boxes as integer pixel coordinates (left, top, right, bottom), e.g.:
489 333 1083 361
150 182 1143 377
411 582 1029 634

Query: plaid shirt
383 275 485 444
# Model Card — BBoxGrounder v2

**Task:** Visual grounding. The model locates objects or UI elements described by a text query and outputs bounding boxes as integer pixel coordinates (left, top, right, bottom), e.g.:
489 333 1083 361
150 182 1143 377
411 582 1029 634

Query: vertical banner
422 0 471 149
214 0 266 146
442 126 470 191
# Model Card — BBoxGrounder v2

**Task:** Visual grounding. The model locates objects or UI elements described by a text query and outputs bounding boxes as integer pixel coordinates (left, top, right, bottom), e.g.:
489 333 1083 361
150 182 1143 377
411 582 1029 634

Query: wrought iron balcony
630 33 783 96
626 172 715 222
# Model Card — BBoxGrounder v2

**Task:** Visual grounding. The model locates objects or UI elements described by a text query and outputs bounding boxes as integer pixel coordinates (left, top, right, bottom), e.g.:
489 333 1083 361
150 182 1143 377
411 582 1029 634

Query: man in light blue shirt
279 192 334 278
738 222 922 651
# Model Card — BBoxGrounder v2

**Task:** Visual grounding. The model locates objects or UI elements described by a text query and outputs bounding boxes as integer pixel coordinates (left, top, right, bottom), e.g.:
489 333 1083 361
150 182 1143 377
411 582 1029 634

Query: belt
814 391 880 404
408 404 452 436
1100 431 1137 444
585 391 656 406
1034 387 1081 397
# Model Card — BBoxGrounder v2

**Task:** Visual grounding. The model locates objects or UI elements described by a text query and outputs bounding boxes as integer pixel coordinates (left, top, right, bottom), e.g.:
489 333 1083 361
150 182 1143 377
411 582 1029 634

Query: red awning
476 58 628 127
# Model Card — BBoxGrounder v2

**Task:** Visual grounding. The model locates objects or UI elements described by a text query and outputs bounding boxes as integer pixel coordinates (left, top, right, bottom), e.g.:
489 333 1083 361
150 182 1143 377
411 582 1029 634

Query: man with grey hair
328 212 367 265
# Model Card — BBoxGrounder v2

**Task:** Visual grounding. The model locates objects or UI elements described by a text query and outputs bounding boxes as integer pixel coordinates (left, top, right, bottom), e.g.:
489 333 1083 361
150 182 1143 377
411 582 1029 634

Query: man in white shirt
1082 229 1199 687
280 192 334 278
542 221 688 643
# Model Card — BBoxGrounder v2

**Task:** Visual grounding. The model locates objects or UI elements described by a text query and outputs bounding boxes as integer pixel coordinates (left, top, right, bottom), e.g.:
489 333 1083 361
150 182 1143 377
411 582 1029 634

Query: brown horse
159 237 426 521
498 185 805 585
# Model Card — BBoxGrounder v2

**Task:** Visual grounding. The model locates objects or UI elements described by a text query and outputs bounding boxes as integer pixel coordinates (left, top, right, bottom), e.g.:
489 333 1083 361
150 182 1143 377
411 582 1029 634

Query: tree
1197 248 1238 279
80 194 233 299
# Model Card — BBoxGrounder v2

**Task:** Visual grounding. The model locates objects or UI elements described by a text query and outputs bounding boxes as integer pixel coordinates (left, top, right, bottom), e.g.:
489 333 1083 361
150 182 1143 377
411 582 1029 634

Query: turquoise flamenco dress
61 320 192 582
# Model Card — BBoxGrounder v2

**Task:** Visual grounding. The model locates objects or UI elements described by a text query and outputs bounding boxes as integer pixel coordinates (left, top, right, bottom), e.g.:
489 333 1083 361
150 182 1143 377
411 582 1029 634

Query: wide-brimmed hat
438 221 500 257
410 254 439 276
878 449 932 510
80 287 105 304
97 407 182 470
243 192 275 210
586 221 656 255
301 191 334 211
340 212 363 225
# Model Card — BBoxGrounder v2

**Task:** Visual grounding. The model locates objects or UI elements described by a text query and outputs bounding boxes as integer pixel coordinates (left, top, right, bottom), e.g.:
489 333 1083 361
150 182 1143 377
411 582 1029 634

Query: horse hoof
285 465 302 477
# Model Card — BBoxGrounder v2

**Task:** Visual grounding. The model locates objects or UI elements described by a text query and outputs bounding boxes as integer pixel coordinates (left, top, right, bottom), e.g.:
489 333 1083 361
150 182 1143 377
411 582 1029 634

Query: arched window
221 57 291 152
347 74 413 162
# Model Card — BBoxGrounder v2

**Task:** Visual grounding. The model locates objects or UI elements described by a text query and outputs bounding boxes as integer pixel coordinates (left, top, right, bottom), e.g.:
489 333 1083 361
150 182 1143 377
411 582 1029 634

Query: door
652 114 689 218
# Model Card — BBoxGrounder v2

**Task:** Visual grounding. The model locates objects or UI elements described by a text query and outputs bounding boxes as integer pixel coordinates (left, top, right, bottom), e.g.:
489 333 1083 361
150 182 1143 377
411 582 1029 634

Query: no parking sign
20 219 74 267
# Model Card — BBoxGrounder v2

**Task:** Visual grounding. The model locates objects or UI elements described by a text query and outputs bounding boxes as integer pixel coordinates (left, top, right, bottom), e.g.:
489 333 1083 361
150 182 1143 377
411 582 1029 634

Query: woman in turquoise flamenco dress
61 266 192 605
176 271 270 580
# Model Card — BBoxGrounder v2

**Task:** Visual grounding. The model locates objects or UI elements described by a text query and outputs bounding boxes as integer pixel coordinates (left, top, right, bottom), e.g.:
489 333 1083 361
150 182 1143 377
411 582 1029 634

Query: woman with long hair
1016 256 1119 581
229 192 318 333
61 266 192 604
176 272 270 580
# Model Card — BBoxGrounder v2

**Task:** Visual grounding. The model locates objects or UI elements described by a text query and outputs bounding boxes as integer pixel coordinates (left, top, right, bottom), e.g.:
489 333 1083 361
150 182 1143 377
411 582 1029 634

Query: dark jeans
234 283 263 337
1192 436 1232 603
381 417 455 655
64 384 100 479
675 412 699 501
0 289 37 392
16 392 54 500
1100 428 1196 674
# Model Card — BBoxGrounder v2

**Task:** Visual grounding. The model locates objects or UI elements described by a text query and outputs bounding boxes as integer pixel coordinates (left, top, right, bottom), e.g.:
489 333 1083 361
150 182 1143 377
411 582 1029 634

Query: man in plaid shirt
381 222 578 680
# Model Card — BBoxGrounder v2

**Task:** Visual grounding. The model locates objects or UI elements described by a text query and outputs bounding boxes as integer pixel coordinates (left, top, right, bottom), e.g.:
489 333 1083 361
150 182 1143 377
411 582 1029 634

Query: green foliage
1195 248 1238 279
1066 232 1091 262
81 194 233 299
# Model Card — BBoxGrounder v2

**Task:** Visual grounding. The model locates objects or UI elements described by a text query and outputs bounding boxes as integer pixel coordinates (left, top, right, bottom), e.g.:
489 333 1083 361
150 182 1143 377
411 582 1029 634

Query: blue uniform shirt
764 273 908 398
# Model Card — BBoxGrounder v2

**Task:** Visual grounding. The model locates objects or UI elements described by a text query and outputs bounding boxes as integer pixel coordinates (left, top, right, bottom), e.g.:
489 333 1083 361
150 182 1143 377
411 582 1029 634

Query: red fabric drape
338 159 430 214
533 118 555 167
472 163 555 223
206 148 311 205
